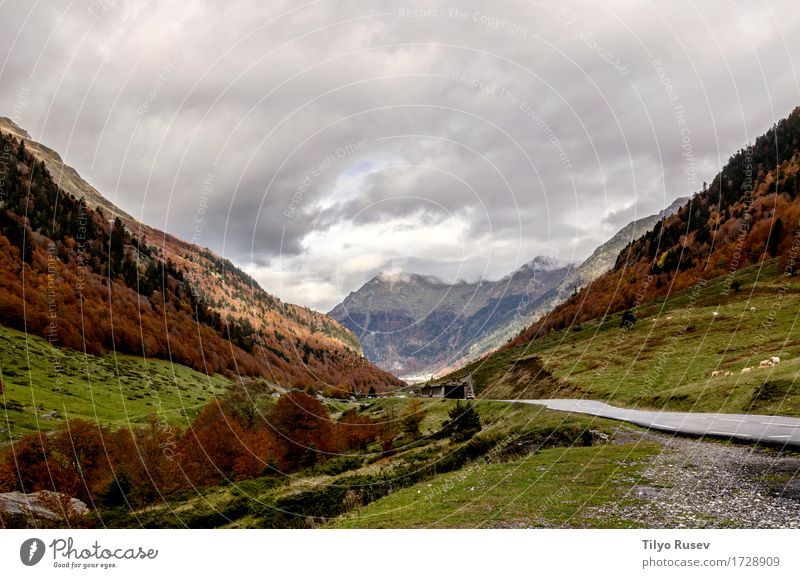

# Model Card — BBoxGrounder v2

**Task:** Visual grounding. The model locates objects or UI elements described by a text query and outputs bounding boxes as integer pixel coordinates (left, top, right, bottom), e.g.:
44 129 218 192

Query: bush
438 401 482 443
620 310 637 329
318 456 363 476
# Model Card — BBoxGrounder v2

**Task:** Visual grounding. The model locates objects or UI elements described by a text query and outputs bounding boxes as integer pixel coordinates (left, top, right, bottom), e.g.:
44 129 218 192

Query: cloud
2 0 799 310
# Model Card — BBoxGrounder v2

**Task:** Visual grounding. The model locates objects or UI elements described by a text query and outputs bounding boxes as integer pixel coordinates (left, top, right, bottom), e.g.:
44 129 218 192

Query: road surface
514 399 800 447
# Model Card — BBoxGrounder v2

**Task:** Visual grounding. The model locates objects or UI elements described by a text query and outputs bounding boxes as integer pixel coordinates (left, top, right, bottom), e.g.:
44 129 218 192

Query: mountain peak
521 255 568 272
658 196 690 219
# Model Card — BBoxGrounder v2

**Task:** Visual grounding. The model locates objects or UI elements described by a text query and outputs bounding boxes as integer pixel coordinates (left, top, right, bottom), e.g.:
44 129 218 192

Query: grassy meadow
0 325 230 441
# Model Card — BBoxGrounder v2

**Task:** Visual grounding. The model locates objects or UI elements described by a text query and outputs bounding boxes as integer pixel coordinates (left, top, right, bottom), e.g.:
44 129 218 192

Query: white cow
741 367 753 373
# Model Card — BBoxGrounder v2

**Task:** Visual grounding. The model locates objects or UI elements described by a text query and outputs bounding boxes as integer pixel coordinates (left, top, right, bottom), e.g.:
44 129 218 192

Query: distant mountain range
329 197 687 377
0 117 402 393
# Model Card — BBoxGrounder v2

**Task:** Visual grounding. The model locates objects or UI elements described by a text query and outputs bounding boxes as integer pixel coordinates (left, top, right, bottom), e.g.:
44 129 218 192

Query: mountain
458 106 800 394
330 198 687 377
328 256 574 376
462 197 690 353
0 119 402 393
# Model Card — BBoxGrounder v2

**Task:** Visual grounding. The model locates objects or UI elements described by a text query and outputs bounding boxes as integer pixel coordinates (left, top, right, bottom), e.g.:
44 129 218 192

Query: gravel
598 431 800 528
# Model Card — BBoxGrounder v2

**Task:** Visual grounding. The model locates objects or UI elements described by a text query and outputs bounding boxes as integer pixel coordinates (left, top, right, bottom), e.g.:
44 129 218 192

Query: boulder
0 490 89 523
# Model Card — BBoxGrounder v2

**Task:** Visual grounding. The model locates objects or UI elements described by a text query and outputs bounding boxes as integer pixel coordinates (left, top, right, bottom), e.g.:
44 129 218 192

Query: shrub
401 399 426 439
438 401 482 443
318 456 363 476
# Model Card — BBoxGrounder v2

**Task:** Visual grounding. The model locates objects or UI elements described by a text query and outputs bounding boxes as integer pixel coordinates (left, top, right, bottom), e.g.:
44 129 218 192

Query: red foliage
267 391 334 471
1 391 386 509
335 408 379 452
108 420 183 503
9 421 111 506
179 401 276 486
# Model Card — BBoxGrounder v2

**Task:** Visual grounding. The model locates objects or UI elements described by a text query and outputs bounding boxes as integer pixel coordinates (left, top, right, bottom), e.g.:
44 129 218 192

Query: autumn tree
268 391 333 470
179 401 258 487
109 419 182 503
336 408 378 452
401 399 426 439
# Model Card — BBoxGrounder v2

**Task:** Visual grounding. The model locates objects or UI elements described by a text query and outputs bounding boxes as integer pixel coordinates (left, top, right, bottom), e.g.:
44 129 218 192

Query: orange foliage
267 391 335 471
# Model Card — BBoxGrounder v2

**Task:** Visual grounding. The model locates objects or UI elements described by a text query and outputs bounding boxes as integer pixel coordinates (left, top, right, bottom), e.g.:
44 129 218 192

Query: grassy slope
0 326 230 440
97 400 644 528
332 442 658 528
449 260 800 415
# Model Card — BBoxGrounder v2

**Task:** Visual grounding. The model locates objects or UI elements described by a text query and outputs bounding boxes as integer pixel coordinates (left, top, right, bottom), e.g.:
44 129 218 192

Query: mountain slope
449 106 800 399
0 120 402 393
508 107 800 346
329 256 572 375
445 197 689 368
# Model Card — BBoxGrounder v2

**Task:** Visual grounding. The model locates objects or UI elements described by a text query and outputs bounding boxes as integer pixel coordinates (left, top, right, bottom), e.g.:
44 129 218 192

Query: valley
3 104 800 532
329 195 687 379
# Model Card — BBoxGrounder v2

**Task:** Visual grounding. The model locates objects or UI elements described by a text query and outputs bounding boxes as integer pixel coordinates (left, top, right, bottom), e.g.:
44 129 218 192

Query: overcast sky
2 0 799 311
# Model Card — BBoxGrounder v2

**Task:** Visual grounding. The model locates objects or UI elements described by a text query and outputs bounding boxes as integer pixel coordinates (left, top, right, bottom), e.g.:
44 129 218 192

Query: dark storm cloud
1 0 799 310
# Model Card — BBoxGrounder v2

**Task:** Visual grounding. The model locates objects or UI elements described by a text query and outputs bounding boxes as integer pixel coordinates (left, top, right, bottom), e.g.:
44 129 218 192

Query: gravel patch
598 432 800 528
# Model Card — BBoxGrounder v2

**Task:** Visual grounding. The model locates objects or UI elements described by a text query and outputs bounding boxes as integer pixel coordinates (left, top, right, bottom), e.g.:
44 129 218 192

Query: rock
0 490 89 523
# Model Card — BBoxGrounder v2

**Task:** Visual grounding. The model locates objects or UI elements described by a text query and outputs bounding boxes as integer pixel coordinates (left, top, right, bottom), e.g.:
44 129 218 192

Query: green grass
454 260 800 416
0 325 230 440
98 399 638 528
331 442 659 528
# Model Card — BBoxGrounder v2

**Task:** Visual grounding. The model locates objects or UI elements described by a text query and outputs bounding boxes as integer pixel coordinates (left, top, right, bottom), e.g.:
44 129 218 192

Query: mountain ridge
502 105 800 354
0 120 402 393
330 198 687 376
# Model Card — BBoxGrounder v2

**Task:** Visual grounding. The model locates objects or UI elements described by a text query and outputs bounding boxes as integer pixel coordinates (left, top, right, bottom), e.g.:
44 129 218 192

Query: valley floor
75 399 800 530
333 426 800 529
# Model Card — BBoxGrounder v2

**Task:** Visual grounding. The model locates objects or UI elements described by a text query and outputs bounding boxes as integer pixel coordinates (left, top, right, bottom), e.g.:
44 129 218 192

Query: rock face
0 490 89 526
329 199 687 377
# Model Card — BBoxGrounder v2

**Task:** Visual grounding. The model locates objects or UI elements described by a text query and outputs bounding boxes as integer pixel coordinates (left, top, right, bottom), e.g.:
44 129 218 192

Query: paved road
513 399 800 447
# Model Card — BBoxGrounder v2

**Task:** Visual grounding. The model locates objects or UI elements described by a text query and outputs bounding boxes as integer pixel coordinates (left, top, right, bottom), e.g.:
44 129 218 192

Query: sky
1 0 799 311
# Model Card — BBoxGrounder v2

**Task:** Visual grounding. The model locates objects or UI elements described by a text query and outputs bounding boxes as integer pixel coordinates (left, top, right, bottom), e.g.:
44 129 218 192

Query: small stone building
418 375 474 399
